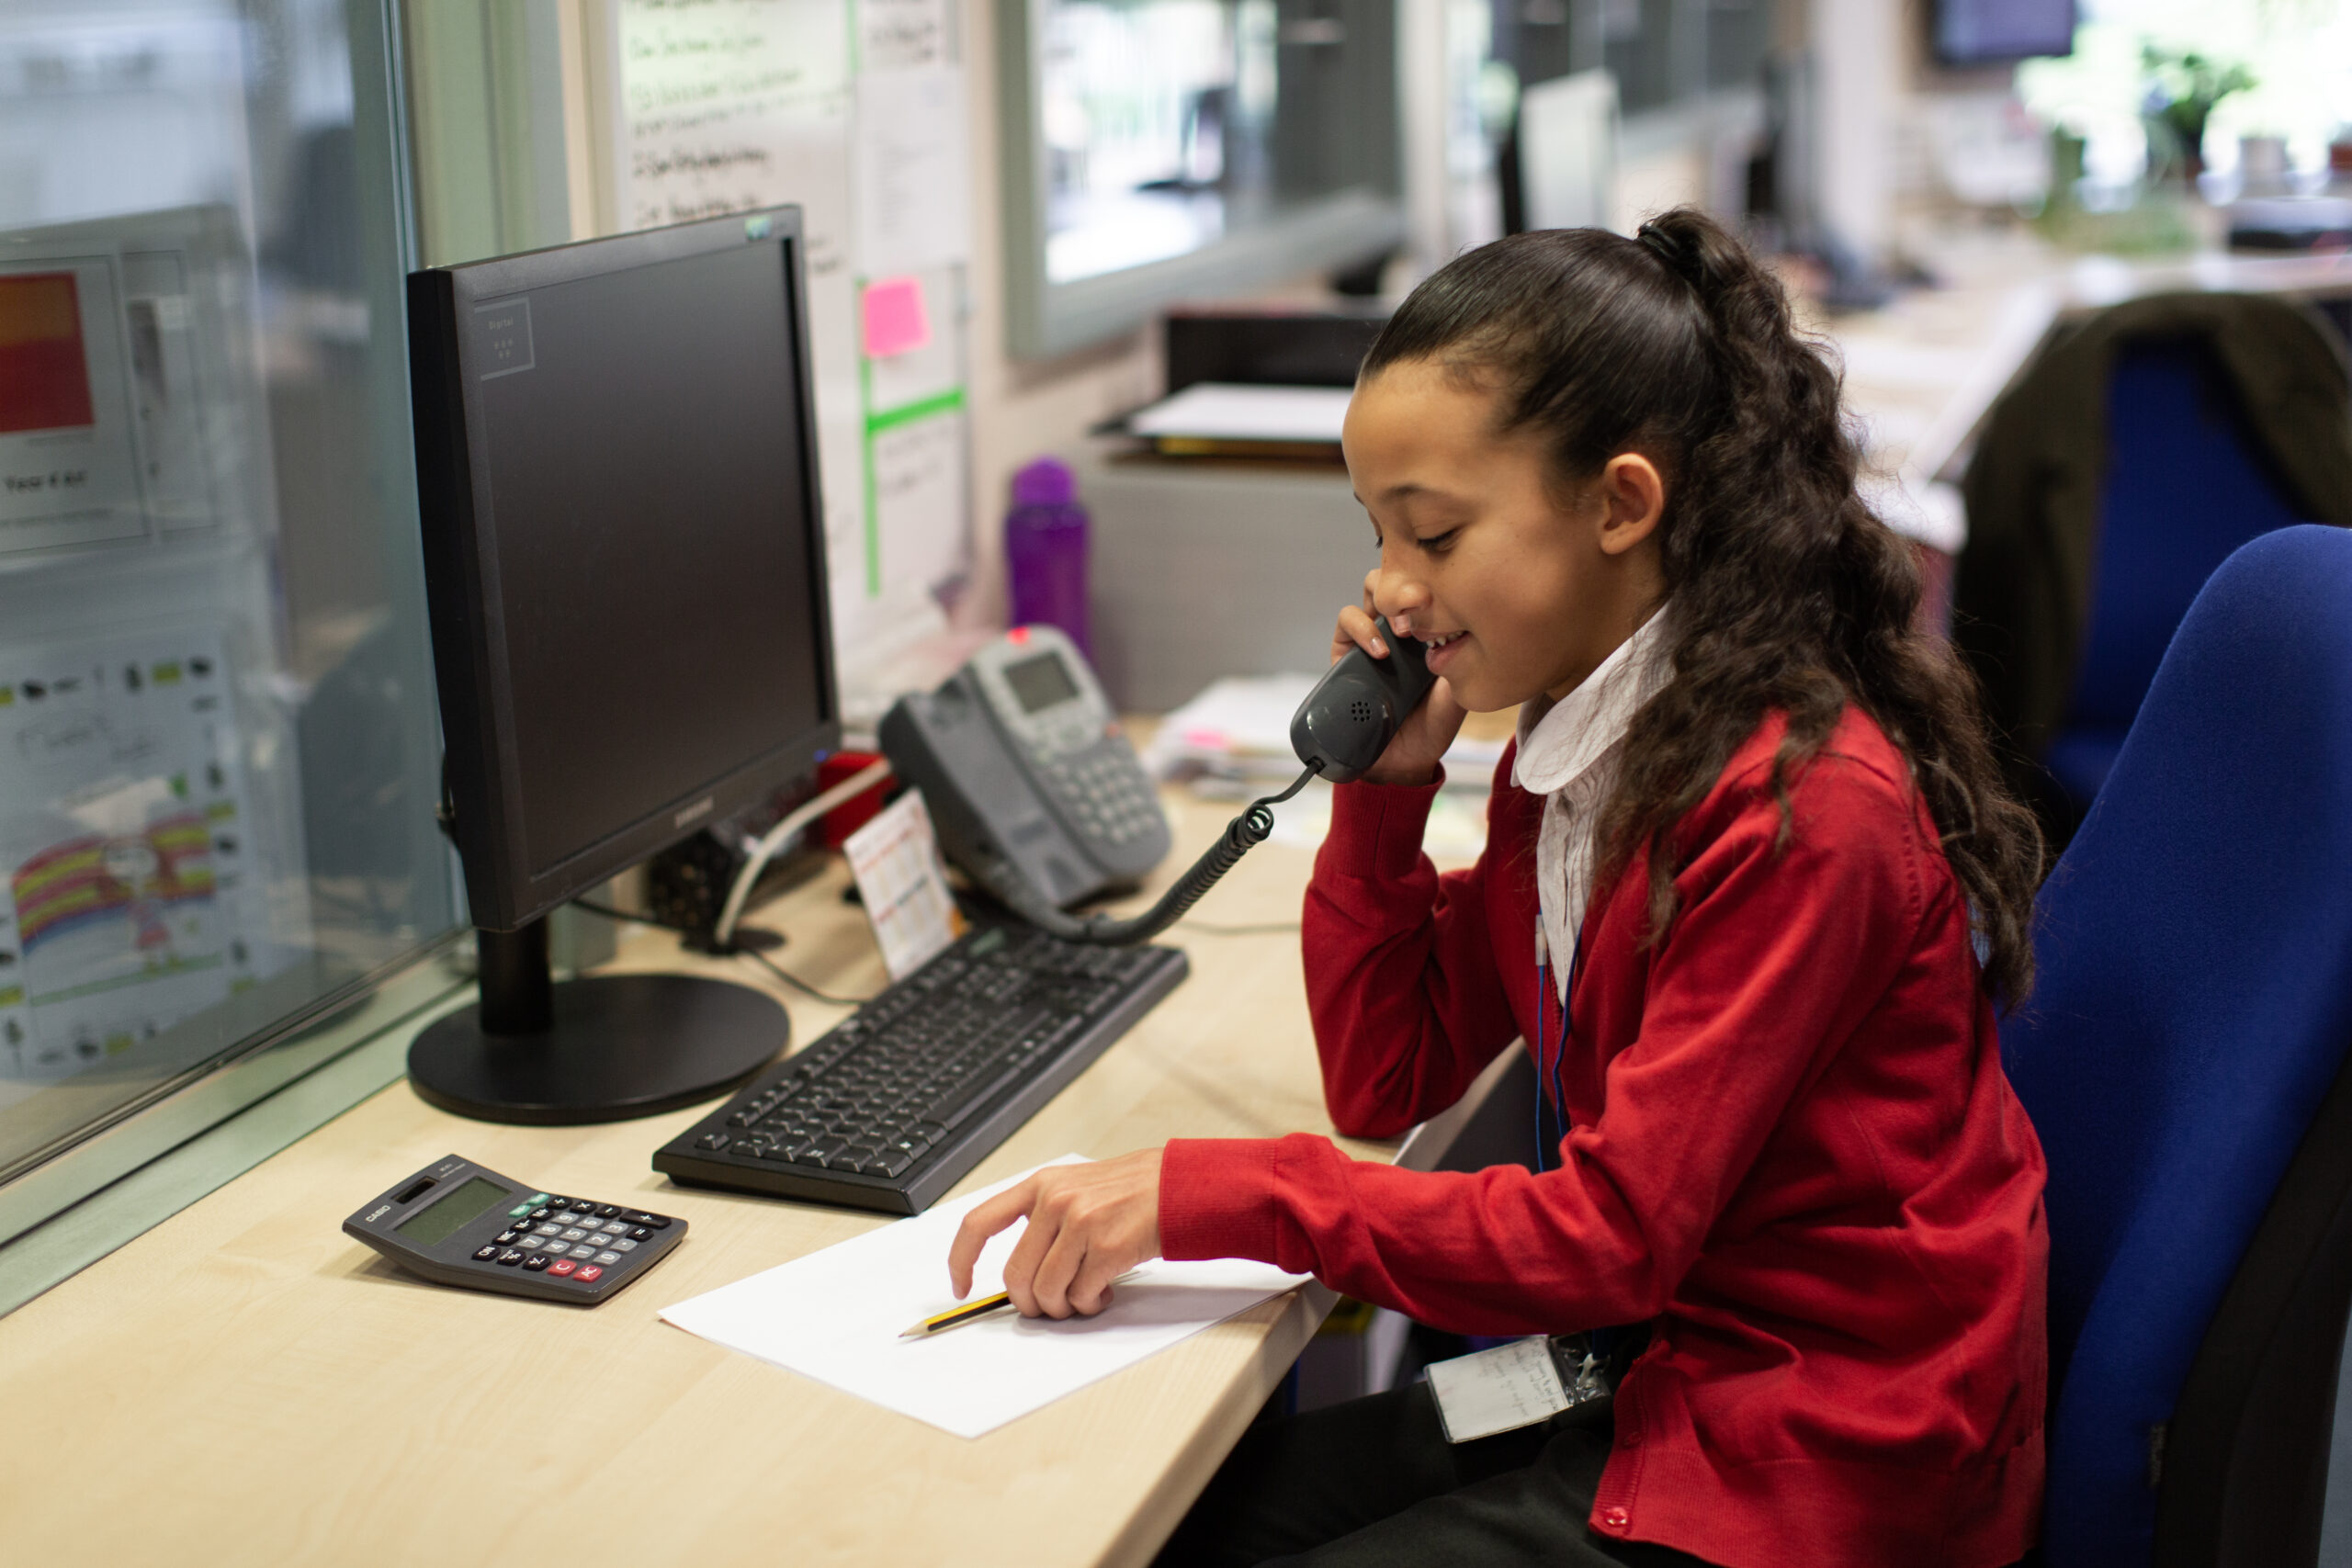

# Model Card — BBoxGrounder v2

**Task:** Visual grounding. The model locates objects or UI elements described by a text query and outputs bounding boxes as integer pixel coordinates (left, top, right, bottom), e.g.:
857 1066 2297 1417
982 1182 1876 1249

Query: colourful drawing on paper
13 811 217 953
0 630 266 1082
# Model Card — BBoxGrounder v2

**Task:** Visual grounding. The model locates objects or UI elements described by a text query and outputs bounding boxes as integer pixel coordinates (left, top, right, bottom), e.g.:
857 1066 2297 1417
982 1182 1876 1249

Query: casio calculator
343 1155 684 1304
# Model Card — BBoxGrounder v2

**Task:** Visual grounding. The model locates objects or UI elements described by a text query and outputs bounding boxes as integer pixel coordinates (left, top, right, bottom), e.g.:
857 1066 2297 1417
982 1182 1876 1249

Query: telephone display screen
394 1177 513 1246
1005 651 1080 714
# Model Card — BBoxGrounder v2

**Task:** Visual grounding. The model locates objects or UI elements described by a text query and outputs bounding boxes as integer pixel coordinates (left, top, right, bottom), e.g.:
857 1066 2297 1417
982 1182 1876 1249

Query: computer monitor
1933 0 2076 65
1512 71 1619 235
405 208 840 1124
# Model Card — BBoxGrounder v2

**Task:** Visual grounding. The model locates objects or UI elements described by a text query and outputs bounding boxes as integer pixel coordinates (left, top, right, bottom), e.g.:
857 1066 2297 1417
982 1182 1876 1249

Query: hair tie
1635 222 1700 287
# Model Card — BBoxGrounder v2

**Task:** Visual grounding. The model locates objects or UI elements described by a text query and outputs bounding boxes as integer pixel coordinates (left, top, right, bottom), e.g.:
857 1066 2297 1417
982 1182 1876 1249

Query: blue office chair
1953 294 2352 857
2002 525 2352 1567
2042 338 2320 812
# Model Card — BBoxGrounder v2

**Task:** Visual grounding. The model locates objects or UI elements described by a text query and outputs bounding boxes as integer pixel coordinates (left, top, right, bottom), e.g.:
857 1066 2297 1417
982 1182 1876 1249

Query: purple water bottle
1004 456 1091 660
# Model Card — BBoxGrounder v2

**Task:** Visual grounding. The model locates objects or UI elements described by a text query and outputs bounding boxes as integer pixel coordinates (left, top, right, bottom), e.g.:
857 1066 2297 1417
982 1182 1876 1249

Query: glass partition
1001 0 1405 356
0 0 458 1186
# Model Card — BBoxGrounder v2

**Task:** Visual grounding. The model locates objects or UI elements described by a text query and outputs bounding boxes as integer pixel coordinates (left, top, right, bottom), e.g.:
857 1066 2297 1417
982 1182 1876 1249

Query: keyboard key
614 1238 638 1252
496 1250 525 1267
574 1265 604 1283
471 1245 500 1261
695 1132 729 1151
594 1204 620 1219
524 1255 551 1271
595 1250 622 1266
548 1259 577 1277
628 1226 651 1242
624 1212 670 1229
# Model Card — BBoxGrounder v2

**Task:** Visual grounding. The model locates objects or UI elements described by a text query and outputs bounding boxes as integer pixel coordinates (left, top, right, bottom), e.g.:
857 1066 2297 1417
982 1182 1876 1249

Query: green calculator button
510 1191 550 1217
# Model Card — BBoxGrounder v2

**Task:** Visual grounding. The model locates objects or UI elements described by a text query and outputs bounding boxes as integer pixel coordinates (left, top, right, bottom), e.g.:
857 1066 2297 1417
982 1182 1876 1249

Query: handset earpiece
1289 615 1437 784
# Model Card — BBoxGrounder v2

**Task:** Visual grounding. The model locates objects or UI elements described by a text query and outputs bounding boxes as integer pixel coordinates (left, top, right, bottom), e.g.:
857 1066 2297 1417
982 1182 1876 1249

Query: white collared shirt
1512 605 1676 1002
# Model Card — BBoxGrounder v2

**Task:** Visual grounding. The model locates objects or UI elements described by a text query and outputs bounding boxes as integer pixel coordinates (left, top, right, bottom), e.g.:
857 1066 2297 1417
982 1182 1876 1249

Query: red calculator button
548 1259 577 1277
574 1265 604 1282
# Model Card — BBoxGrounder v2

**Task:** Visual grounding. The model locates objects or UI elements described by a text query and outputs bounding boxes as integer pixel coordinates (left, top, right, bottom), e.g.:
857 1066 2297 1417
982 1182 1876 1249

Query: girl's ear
1594 454 1666 558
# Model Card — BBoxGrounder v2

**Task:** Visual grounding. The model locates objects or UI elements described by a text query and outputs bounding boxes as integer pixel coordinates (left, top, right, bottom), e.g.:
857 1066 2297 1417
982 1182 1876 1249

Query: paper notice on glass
842 789 963 979
853 66 971 275
0 251 150 555
659 1156 1313 1438
0 628 284 1093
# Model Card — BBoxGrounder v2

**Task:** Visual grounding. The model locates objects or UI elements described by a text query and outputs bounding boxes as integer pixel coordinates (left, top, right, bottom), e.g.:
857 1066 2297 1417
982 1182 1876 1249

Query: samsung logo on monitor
674 796 715 829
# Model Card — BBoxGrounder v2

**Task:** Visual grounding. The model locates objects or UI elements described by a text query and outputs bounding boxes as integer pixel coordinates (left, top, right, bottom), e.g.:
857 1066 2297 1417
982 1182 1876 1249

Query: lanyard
1532 913 1585 1173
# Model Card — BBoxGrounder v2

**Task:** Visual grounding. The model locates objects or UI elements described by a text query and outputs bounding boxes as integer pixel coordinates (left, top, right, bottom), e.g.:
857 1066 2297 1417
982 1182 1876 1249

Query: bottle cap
1011 456 1075 507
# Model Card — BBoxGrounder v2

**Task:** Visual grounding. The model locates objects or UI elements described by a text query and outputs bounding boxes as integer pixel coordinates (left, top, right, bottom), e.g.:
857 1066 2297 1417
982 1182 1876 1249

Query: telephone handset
880 616 1436 945
1290 615 1435 784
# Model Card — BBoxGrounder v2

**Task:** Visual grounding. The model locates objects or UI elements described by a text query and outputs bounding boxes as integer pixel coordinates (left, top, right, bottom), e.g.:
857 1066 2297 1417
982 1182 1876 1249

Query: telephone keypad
1041 745 1161 850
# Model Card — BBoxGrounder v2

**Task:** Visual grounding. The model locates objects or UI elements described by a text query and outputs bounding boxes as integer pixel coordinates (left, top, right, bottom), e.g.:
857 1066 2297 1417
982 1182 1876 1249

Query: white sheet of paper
659 1156 1311 1438
853 66 972 275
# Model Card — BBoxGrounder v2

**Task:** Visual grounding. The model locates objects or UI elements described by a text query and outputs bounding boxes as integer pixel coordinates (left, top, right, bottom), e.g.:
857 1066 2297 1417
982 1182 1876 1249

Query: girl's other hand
946 1148 1165 1318
1334 584 1467 787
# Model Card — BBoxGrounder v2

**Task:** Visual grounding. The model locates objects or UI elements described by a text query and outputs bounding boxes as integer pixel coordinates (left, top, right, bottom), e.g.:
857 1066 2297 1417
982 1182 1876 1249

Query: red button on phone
548 1259 577 1277
574 1265 604 1282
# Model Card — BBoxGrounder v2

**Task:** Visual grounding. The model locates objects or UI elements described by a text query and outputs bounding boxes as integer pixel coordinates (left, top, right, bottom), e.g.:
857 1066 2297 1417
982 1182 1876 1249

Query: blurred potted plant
2141 45 2256 182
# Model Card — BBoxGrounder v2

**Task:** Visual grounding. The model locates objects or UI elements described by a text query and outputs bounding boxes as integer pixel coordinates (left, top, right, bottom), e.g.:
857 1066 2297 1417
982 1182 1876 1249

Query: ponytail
1362 209 2043 1004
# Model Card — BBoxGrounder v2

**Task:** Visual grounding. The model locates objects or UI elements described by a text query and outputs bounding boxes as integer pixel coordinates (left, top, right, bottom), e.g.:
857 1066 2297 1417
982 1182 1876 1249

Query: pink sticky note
861 276 931 359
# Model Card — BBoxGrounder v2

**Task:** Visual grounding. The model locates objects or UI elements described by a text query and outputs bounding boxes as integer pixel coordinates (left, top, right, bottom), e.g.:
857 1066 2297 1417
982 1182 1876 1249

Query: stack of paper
660 1158 1310 1438
1125 382 1352 449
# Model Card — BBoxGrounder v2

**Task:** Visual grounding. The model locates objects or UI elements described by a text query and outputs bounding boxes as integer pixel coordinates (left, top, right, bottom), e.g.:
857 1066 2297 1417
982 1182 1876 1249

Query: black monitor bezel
408 207 840 933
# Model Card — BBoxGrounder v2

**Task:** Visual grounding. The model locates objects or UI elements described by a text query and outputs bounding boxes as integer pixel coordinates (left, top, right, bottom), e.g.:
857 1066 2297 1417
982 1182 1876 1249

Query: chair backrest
2001 525 2352 1567
2047 339 2319 806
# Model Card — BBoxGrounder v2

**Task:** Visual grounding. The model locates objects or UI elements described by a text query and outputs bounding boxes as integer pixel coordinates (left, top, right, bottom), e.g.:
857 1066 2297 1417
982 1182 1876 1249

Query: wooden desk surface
0 782 1478 1568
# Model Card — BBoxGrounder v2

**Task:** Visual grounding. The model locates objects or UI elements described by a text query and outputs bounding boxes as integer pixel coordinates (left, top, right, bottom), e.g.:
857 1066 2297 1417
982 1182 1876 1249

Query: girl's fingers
1333 603 1386 663
946 1179 1035 1297
1027 1220 1093 1319
996 1198 1062 1315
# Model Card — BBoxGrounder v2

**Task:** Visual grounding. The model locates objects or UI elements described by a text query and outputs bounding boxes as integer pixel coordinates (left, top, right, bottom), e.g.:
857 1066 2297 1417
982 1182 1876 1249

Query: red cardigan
1159 709 2047 1568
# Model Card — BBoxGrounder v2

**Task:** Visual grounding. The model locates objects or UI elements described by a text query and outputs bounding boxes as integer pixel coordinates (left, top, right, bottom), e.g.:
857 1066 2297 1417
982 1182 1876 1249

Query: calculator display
394 1176 513 1245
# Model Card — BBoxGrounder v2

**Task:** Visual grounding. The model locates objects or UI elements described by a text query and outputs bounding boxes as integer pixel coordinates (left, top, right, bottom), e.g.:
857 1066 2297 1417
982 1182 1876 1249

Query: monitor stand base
408 921 787 1125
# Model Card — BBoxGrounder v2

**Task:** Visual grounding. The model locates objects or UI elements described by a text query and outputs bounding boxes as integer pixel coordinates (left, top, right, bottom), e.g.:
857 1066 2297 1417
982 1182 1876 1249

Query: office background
2 0 2351 1560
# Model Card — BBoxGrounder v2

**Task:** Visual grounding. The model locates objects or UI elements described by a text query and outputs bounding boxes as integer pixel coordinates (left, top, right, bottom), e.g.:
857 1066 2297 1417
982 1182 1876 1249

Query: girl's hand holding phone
1334 581 1466 787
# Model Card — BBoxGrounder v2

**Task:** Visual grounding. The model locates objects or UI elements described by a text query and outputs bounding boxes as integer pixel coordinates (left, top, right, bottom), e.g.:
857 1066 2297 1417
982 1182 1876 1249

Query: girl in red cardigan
948 209 2050 1568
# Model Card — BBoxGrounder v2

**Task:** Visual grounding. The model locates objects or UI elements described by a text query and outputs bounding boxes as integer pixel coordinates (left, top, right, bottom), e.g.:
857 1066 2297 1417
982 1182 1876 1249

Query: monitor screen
412 210 839 931
1934 0 2075 63
467 245 823 876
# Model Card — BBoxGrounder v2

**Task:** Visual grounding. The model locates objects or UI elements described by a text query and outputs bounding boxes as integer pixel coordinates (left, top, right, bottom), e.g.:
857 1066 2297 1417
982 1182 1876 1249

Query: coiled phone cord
979 763 1322 945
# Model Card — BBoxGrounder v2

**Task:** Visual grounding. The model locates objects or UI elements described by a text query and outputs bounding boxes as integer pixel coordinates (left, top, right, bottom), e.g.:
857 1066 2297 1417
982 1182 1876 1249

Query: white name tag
1425 1337 1573 1443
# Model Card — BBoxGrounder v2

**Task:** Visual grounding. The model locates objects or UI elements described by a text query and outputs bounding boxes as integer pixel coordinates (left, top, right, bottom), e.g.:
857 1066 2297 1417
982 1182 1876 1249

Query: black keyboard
652 923 1189 1214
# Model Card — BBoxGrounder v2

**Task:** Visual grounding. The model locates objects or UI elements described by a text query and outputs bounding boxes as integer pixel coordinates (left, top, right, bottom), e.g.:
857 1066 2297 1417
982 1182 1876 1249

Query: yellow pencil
899 1270 1142 1338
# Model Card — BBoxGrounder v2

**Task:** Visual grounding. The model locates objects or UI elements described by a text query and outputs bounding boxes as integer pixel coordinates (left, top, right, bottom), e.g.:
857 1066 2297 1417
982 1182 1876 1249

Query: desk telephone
881 617 1433 945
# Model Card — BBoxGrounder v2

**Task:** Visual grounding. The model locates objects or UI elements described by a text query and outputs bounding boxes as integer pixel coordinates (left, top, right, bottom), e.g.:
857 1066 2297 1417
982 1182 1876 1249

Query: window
1001 0 1406 355
0 0 458 1191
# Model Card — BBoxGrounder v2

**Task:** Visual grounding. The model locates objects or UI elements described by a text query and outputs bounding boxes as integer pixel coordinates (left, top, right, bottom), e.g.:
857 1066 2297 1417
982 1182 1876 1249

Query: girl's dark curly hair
1361 209 2043 1004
